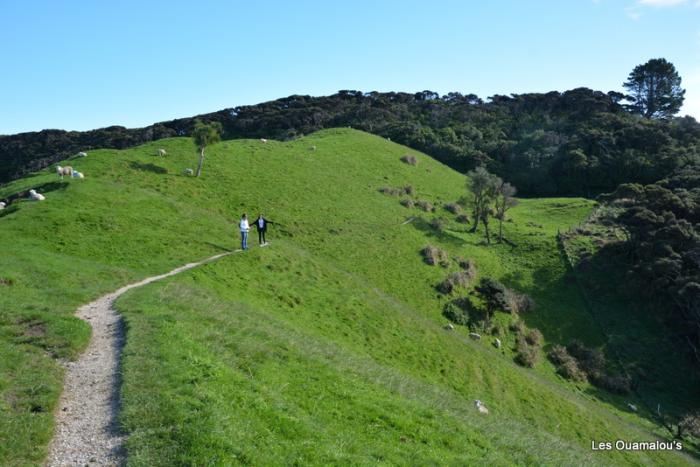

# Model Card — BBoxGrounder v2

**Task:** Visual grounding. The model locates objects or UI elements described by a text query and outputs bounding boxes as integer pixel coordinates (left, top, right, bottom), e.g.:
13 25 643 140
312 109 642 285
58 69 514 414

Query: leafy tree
623 58 685 119
475 277 509 322
467 167 501 243
192 120 222 177
494 181 518 243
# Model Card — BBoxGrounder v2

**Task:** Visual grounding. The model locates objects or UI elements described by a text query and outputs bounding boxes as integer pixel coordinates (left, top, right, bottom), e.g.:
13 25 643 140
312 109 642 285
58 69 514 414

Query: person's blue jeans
241 231 248 250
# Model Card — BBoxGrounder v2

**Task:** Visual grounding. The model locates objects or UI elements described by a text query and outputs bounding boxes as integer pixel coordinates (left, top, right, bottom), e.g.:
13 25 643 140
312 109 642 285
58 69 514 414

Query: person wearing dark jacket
251 214 274 245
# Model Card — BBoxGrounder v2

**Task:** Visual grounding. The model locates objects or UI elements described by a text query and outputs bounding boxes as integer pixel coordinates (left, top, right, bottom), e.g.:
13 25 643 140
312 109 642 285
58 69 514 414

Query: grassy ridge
0 129 692 464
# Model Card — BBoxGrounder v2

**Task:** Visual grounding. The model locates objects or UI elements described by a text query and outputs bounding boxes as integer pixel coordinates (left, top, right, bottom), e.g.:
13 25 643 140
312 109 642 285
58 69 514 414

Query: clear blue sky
1 0 698 134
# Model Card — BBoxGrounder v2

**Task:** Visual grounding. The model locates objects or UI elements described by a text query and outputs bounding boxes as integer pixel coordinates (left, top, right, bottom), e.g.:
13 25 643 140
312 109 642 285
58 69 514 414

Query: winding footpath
46 251 234 466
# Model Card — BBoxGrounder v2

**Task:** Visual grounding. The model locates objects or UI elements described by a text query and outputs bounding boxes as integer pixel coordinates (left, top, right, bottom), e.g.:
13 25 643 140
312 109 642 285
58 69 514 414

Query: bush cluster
444 202 462 214
421 245 450 267
437 271 473 294
416 200 435 212
379 185 414 196
400 154 418 165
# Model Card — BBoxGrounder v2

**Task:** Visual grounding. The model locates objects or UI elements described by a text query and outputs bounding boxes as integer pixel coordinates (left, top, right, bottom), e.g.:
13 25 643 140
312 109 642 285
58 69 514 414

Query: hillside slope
0 129 693 465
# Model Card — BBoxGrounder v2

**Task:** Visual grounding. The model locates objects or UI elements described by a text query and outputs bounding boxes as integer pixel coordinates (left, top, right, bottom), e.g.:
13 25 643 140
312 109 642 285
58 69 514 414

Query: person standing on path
251 213 275 246
239 213 250 250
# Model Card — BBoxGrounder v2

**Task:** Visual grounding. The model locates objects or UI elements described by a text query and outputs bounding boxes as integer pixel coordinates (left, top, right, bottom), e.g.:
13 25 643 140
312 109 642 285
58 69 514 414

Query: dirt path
46 251 234 466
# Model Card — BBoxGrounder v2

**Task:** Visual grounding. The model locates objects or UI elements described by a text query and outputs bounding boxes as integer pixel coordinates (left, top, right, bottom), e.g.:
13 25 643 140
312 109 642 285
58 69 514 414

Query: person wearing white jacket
239 213 250 250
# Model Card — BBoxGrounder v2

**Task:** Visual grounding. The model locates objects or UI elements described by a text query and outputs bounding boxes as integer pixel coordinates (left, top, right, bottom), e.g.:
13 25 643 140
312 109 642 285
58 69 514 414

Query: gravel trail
46 251 234 466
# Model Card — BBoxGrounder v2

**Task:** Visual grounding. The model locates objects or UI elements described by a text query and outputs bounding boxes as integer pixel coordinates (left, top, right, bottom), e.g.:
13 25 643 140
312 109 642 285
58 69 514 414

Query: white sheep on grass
156 148 167 157
71 170 84 179
56 165 73 179
474 400 489 414
0 201 5 210
183 168 194 176
260 138 268 144
28 189 45 201
76 151 87 157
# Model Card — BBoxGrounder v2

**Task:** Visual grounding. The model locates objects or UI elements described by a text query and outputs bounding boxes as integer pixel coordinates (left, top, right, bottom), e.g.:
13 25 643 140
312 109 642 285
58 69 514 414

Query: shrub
592 373 632 395
430 217 448 231
548 345 587 381
547 345 571 365
557 358 587 382
437 271 473 294
457 258 477 279
566 340 605 375
508 319 526 336
416 200 435 212
400 154 418 165
455 214 470 224
678 413 700 438
515 338 540 368
506 291 536 313
525 328 543 346
442 302 470 326
379 185 413 196
379 186 401 196
399 198 415 208
421 245 450 267
444 202 462 214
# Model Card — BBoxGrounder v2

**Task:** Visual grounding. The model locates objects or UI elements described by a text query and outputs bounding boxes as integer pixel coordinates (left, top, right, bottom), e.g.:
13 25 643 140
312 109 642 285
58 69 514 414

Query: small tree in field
192 120 222 177
467 167 501 244
495 182 518 243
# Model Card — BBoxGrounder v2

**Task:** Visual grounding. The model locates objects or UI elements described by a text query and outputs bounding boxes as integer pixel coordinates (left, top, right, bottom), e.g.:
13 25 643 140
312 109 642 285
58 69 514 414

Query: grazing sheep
627 403 638 412
28 189 45 201
474 400 489 414
444 323 455 331
0 201 5 210
183 168 194 176
71 170 84 179
469 332 481 340
493 338 502 349
156 148 167 157
56 165 73 179
260 138 268 143
76 151 87 157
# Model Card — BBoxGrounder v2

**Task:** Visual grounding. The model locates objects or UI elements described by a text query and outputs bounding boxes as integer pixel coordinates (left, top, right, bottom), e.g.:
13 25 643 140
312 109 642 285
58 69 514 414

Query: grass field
0 129 695 465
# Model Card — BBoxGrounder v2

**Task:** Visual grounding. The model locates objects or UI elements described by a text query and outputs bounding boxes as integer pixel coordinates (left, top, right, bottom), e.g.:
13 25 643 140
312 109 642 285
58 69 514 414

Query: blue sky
1 0 698 134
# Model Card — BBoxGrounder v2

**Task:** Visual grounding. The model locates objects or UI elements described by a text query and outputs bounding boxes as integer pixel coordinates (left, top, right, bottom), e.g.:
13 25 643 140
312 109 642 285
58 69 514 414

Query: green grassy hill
0 129 694 465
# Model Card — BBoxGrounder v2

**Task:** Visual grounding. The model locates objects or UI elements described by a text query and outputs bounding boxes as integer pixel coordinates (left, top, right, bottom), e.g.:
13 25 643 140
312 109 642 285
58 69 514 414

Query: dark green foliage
601 164 700 374
4 89 699 197
442 301 470 326
677 413 700 439
623 58 685 119
455 214 470 224
475 277 510 321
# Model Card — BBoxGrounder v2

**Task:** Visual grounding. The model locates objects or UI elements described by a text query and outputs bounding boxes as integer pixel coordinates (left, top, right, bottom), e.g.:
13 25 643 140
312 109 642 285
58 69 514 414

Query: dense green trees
2 79 699 197
602 163 700 370
623 58 685 119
